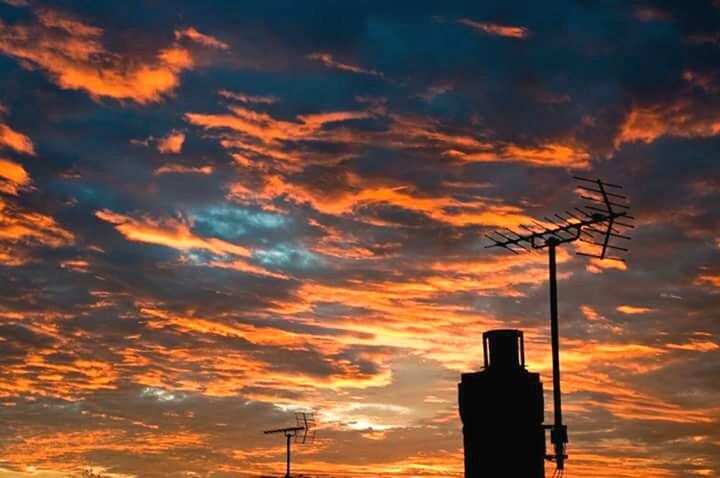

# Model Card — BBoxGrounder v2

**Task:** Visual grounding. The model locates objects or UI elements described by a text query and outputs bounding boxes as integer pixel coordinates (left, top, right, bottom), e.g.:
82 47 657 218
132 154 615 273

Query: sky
0 0 719 477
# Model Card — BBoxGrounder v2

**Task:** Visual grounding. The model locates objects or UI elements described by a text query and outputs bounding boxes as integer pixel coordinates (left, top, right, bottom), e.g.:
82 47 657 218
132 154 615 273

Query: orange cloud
307 52 383 77
0 352 117 400
450 142 591 168
140 307 307 349
0 120 73 265
94 209 290 278
281 450 464 478
230 171 534 228
1 430 208 469
60 258 90 272
666 340 719 352
695 273 720 287
189 97 592 173
261 254 561 372
0 197 74 265
579 304 623 333
616 305 655 315
95 209 251 257
154 164 213 175
121 325 392 398
197 106 553 227
616 98 720 145
186 105 371 147
585 256 628 273
156 130 186 154
384 112 591 168
204 256 288 279
458 18 530 39
175 26 229 50
566 450 678 478
529 339 720 431
503 143 590 168
186 104 375 173
0 158 31 195
0 9 203 103
581 304 602 321
0 123 35 155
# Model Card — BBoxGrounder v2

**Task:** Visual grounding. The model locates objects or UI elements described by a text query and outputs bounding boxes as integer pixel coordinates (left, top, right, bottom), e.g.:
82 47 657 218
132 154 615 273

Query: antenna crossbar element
483 177 633 473
263 426 305 435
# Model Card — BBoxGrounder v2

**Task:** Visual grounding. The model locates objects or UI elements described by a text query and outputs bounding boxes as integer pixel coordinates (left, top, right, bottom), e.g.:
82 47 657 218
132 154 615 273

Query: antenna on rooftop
263 411 317 477
484 177 633 472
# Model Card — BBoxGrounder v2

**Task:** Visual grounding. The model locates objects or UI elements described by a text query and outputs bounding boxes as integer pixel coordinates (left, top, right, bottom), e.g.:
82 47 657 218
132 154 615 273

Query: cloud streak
458 18 530 39
0 10 224 104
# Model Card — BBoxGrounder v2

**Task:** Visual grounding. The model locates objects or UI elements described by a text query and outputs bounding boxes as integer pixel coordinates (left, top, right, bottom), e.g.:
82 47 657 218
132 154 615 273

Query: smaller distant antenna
81 469 104 478
263 412 317 478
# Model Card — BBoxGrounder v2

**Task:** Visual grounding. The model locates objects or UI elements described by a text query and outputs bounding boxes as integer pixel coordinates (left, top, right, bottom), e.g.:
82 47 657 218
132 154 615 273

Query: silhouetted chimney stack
459 329 545 477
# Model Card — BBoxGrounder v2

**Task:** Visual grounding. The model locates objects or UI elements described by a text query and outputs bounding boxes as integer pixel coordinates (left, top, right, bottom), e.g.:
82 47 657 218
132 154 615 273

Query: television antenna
485 176 633 472
263 411 316 478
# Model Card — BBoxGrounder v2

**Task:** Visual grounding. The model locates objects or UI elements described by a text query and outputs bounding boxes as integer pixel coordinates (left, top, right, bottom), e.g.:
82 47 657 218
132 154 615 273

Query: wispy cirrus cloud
186 104 372 147
154 164 213 175
0 197 74 265
307 52 384 77
95 209 251 258
219 89 279 104
0 117 72 265
187 94 591 178
94 209 295 278
446 142 591 168
457 18 530 39
175 26 229 50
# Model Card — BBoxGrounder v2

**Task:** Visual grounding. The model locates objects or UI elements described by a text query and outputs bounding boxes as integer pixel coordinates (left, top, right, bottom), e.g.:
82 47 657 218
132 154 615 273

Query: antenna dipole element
484 177 633 472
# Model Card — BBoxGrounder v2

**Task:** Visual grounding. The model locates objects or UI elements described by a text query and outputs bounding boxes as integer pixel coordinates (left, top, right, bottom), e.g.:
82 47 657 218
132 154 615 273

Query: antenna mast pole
285 431 292 478
547 237 566 470
484 177 633 472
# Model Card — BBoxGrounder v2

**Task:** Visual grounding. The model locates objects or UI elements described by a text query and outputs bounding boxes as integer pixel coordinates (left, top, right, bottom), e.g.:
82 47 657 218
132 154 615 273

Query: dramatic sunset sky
0 1 719 477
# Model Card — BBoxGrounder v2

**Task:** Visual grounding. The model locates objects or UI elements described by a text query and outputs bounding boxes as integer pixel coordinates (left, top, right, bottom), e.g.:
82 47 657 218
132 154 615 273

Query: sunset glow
0 1 718 477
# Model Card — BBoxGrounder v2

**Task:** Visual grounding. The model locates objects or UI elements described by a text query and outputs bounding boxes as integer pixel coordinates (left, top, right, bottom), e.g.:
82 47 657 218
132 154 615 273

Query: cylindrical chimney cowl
483 329 525 370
